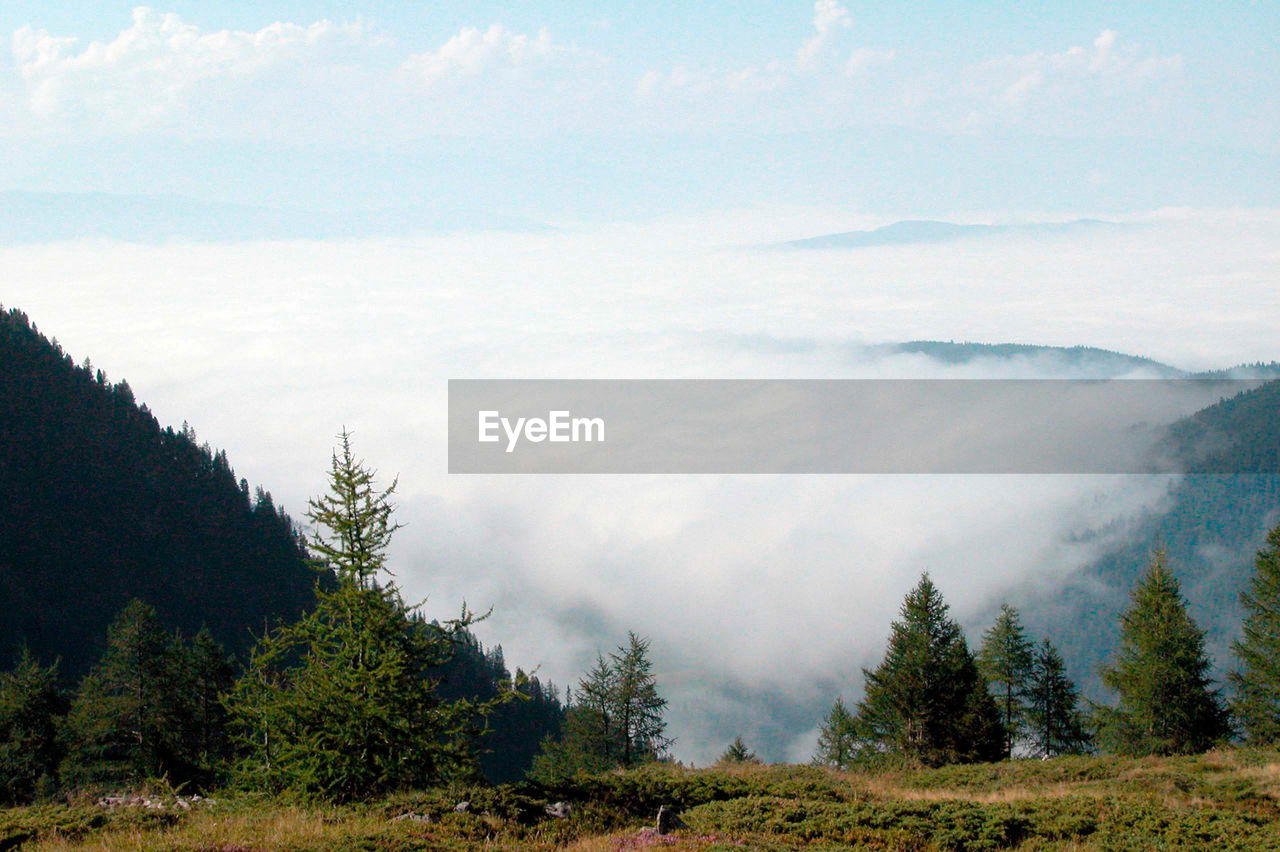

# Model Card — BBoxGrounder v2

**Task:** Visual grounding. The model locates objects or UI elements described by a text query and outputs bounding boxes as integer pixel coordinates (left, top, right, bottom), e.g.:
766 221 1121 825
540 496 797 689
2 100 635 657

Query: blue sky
2 2 1276 220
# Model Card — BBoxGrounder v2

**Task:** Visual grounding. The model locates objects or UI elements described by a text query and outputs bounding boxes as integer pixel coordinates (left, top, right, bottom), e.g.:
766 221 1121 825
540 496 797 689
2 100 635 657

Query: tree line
812 532 1280 767
4 429 1280 803
0 432 565 803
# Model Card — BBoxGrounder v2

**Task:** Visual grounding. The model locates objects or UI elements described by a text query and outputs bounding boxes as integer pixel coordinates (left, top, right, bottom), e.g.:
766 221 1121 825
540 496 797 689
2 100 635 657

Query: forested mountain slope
0 306 320 678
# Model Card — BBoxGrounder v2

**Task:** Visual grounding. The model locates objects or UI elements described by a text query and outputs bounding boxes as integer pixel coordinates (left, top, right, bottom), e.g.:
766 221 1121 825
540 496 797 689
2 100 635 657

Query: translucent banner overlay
448 379 1280 474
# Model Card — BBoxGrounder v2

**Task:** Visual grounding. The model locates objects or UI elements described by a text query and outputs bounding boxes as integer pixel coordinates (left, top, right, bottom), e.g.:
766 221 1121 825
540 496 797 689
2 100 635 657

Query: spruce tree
61 600 189 787
854 573 1003 766
1025 639 1091 757
813 697 857 768
1097 550 1230 755
1230 522 1280 742
0 650 65 803
718 736 759 764
180 629 235 777
226 431 492 800
977 603 1034 759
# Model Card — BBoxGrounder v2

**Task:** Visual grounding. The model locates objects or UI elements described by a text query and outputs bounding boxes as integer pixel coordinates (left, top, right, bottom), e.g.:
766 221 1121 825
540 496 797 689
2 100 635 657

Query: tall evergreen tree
813 697 857 768
854 573 1003 766
1230 522 1280 742
0 650 65 803
611 633 670 767
1097 550 1230 755
1025 639 1091 757
529 632 670 781
179 629 235 777
61 600 189 787
225 431 494 801
977 603 1034 759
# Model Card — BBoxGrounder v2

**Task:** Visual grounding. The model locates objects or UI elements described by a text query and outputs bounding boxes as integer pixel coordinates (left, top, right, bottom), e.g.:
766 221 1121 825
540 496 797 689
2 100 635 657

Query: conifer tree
529 632 670 780
1025 639 1091 757
977 603 1034 759
813 697 857 768
611 633 670 767
854 573 1003 766
61 600 190 786
718 736 759 764
180 629 235 775
1097 550 1230 755
0 650 65 803
1230 522 1280 743
226 431 492 800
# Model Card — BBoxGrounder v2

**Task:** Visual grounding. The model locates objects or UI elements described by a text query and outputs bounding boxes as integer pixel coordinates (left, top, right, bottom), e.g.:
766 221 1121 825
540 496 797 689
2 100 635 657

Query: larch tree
611 632 671 767
1096 550 1230 755
225 430 496 801
813 697 858 768
977 603 1035 759
1230 522 1280 742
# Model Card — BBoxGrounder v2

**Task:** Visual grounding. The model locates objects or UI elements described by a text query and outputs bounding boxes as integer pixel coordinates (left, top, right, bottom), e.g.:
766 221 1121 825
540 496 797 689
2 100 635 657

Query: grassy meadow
4 748 1280 851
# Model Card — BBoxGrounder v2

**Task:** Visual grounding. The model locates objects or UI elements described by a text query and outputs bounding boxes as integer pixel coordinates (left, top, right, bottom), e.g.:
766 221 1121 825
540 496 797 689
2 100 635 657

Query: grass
5 748 1280 851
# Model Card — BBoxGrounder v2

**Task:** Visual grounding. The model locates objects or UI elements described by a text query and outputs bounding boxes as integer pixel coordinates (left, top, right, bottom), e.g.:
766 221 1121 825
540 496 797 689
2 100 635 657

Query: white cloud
636 0 891 105
12 7 373 125
401 25 569 86
795 0 852 70
979 29 1182 110
3 209 1278 761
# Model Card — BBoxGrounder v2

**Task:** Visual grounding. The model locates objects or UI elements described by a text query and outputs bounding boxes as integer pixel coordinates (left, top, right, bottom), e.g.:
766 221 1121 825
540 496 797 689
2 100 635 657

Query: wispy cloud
12 7 375 126
401 25 576 86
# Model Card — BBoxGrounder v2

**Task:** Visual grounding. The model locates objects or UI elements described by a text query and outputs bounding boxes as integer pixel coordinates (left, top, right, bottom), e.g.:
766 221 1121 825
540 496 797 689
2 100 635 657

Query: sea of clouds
4 206 1278 763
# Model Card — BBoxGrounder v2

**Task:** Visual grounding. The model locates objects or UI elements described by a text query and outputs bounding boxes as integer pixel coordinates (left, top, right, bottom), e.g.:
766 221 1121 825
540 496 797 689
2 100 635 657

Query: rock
545 801 571 819
453 801 470 814
392 811 432 823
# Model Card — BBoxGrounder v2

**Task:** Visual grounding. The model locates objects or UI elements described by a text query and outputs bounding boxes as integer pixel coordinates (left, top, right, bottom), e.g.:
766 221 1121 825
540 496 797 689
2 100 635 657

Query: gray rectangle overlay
448 379 1279 474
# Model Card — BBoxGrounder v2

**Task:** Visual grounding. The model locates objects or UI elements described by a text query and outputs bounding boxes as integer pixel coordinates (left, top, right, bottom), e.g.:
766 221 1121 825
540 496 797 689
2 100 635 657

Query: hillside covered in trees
0 306 319 677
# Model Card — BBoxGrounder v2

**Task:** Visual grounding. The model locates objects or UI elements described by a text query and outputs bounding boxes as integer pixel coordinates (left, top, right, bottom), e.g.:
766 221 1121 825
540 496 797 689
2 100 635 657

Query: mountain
879 340 1185 376
0 191 551 244
0 305 322 678
0 305 566 781
774 218 1122 250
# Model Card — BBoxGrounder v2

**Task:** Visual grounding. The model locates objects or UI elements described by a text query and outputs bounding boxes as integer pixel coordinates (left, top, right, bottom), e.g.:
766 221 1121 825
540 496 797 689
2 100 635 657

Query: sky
1 2 1277 217
2 3 1279 764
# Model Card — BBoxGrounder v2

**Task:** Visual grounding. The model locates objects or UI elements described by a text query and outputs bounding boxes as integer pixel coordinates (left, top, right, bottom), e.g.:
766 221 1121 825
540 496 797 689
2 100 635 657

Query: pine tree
225 431 493 801
977 603 1034 759
813 697 857 768
854 573 1004 766
1025 639 1091 757
1097 550 1230 755
718 736 759 764
1230 522 1280 742
0 650 65 803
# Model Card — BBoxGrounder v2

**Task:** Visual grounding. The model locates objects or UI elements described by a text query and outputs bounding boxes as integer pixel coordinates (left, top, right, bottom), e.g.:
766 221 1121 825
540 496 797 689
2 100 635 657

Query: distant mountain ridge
774 218 1123 250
